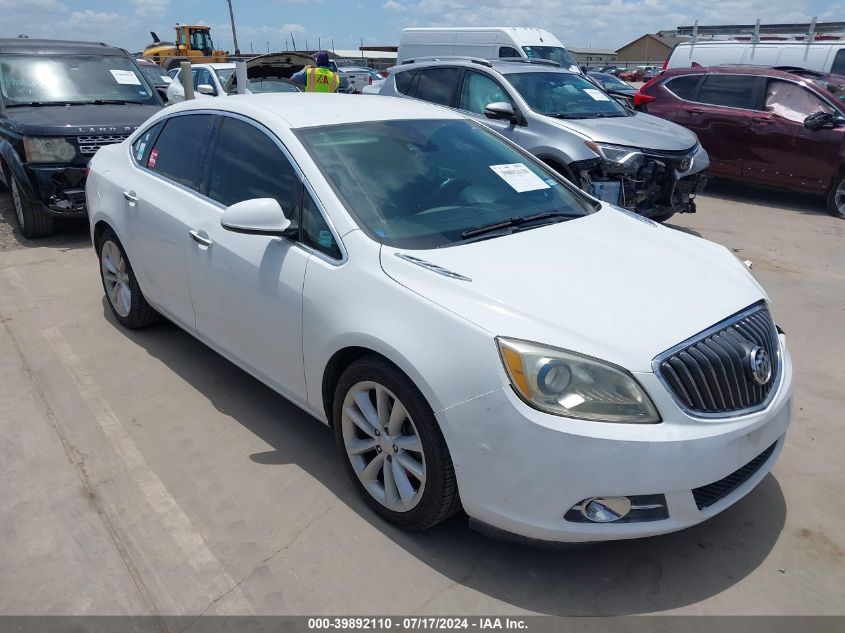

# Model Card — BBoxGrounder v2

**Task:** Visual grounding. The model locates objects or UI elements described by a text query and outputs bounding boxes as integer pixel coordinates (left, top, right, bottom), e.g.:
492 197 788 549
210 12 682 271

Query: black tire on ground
648 210 676 223
10 176 54 238
333 356 461 531
96 228 162 329
827 173 845 219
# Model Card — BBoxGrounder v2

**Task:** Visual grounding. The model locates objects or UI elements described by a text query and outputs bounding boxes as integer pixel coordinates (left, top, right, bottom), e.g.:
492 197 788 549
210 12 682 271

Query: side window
459 71 512 115
300 190 341 259
192 68 214 91
394 70 415 95
147 114 213 189
413 68 459 106
665 75 701 100
831 49 845 76
206 116 299 213
765 80 833 123
131 123 161 166
696 75 757 109
499 46 520 58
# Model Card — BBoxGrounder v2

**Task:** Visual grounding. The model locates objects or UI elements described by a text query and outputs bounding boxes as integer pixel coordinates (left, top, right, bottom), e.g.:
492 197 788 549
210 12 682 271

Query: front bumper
24 164 87 216
437 335 792 543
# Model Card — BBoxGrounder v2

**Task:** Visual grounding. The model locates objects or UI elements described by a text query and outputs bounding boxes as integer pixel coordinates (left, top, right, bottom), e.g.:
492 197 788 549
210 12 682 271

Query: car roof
160 93 465 129
394 57 576 75
0 38 126 55
662 64 838 82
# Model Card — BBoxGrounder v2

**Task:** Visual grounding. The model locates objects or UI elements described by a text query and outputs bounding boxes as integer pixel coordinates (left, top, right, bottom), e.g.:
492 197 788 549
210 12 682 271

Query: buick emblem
747 346 772 386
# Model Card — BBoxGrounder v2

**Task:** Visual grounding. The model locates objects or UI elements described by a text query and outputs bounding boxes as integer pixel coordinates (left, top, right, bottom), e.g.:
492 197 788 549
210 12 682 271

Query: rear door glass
394 70 416 95
132 123 162 166
697 75 758 109
146 114 213 190
665 75 701 100
412 68 459 106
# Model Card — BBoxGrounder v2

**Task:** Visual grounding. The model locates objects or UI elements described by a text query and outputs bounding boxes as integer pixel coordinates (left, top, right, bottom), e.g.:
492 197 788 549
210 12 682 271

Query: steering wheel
431 177 472 205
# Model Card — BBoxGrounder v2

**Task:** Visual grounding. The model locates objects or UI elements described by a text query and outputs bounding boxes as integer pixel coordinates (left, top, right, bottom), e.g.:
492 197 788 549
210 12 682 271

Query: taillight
633 92 656 108
662 58 668 71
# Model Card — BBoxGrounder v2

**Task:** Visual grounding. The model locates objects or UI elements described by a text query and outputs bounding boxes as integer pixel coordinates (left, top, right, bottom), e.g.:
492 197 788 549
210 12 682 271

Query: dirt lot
0 181 843 616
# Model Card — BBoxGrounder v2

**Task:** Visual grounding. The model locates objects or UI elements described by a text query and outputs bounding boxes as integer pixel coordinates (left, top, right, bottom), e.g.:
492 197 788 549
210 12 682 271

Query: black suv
0 39 163 237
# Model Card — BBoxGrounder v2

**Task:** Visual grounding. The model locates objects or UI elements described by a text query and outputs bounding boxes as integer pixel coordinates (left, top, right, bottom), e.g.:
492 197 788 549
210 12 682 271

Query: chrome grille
77 135 129 156
655 305 780 417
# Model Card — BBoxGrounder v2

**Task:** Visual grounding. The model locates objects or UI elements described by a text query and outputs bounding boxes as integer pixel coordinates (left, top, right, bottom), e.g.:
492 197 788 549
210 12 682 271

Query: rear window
832 49 845 76
147 114 213 190
394 69 415 95
696 75 758 109
664 75 701 100
413 68 459 106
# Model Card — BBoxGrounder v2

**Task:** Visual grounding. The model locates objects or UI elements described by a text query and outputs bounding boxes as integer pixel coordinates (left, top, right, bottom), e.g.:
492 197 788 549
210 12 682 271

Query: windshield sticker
148 148 158 168
583 88 611 102
489 163 551 193
135 142 146 162
110 69 142 85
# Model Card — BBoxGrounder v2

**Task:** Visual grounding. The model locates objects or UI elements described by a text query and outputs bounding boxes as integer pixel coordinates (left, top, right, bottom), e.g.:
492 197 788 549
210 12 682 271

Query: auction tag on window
583 88 611 101
148 148 158 168
489 163 550 193
162 76 173 83
110 69 142 85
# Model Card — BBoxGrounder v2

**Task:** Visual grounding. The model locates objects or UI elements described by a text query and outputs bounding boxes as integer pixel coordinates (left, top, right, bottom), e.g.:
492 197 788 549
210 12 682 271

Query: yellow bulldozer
142 24 228 70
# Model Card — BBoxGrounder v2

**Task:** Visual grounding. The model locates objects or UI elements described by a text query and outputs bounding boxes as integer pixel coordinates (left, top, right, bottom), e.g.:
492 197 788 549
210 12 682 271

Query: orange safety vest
306 66 340 93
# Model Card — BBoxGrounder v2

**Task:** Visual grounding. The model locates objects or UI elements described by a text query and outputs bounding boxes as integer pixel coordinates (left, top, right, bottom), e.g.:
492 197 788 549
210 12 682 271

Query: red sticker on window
148 148 158 168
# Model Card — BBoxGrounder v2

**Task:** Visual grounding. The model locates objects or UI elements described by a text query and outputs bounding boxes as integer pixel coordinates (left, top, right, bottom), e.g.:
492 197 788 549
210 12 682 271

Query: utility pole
225 0 240 55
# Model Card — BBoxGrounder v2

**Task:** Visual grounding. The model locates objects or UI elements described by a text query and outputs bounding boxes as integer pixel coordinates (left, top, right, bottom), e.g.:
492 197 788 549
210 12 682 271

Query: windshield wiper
86 99 131 105
460 210 581 241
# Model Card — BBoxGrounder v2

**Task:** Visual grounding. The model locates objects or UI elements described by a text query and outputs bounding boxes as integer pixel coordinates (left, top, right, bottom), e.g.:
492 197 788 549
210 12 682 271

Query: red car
635 65 845 218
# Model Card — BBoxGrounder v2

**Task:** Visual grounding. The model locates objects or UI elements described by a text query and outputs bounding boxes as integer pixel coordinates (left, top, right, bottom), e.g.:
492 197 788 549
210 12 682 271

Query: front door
457 69 520 143
745 79 843 192
676 74 763 178
184 115 309 403
125 113 215 330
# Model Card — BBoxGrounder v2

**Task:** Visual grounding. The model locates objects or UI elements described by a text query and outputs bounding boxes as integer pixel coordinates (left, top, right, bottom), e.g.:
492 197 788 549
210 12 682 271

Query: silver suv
378 57 709 222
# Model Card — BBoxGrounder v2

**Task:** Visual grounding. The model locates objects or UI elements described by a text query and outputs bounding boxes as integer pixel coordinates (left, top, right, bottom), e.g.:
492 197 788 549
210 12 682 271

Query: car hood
550 112 698 151
380 207 766 372
2 104 161 136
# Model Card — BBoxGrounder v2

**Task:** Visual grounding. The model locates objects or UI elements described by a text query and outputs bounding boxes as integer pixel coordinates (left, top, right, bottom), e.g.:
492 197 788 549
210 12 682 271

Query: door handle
689 108 703 115
123 190 138 204
752 116 774 124
189 230 213 247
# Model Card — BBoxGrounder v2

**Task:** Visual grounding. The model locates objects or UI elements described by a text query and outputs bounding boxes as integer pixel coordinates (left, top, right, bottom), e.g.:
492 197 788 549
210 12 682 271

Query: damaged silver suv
378 57 709 222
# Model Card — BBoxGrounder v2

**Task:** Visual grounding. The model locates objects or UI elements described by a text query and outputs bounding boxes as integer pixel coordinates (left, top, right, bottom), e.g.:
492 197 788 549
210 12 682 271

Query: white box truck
397 27 580 72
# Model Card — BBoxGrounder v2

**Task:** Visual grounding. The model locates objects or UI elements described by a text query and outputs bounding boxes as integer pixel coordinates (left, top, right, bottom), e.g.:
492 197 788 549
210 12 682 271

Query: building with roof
615 33 687 63
567 47 617 65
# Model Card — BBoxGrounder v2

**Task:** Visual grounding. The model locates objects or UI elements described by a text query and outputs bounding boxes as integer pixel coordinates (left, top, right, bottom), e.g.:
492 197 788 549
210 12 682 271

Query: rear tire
10 176 54 238
333 356 461 531
827 173 845 219
96 228 162 329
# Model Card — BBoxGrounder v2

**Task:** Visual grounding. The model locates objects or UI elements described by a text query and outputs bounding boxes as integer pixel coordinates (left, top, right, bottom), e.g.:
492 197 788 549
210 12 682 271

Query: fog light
582 497 632 522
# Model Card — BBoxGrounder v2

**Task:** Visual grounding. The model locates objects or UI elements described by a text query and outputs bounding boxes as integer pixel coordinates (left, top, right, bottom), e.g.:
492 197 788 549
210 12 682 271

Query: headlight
497 337 660 423
584 141 644 168
23 137 77 163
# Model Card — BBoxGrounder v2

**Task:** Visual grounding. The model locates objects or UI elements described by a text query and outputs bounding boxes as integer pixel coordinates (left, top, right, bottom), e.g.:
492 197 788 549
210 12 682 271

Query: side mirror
221 198 292 236
804 111 834 130
484 101 517 122
197 83 215 96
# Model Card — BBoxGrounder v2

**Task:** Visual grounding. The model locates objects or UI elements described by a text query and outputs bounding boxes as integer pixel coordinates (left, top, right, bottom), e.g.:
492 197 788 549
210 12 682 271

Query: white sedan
86 94 792 542
166 62 236 102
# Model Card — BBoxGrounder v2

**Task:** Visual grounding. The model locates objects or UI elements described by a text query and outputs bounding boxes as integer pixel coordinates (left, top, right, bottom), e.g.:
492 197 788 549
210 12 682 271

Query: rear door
409 67 461 107
745 79 843 191
677 73 764 177
125 113 215 330
653 74 702 121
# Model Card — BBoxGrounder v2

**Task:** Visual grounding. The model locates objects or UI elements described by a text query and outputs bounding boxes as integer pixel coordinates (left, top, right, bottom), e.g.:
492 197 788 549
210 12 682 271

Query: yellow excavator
142 24 228 70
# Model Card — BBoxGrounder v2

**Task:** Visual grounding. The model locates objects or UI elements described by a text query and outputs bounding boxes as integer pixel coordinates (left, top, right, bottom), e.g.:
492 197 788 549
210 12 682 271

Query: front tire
333 357 461 530
10 176 54 238
827 173 845 219
96 228 162 328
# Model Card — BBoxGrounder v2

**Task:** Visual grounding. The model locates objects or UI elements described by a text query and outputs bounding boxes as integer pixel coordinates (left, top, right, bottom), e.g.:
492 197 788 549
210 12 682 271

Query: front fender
0 139 35 198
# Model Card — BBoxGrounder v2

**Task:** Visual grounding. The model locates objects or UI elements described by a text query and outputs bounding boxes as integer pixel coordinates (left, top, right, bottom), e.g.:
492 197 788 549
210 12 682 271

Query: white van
666 41 845 74
397 27 580 72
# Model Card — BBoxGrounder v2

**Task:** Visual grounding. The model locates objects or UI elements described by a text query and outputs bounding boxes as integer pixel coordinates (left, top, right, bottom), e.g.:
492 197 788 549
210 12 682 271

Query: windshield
296 119 591 249
0 54 157 105
507 71 629 118
593 73 630 90
522 46 577 69
138 64 170 86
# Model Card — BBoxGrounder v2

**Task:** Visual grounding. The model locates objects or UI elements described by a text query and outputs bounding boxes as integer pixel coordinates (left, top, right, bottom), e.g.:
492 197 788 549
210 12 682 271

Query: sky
0 0 842 55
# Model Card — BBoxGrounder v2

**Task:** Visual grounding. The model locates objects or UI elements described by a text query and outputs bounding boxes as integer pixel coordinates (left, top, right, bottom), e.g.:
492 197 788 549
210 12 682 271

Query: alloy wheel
341 381 426 512
835 179 845 217
100 240 132 317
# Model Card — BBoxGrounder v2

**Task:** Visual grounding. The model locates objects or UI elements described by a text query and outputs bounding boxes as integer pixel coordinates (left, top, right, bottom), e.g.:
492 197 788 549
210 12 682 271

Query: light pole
226 0 240 55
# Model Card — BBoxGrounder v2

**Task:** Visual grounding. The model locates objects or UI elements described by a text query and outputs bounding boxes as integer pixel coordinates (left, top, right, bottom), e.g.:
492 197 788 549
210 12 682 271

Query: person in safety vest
291 51 347 93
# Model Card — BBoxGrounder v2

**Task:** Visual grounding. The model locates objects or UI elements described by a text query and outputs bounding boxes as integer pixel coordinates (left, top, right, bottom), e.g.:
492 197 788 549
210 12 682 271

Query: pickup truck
327 61 379 94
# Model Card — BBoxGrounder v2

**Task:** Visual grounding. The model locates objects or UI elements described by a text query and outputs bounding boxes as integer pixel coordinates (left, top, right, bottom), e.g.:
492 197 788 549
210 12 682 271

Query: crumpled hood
380 208 766 372
2 104 161 136
551 112 698 151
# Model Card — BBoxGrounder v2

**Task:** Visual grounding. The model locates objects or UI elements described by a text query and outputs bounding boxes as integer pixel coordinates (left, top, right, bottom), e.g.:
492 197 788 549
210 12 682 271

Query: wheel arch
536 153 576 182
